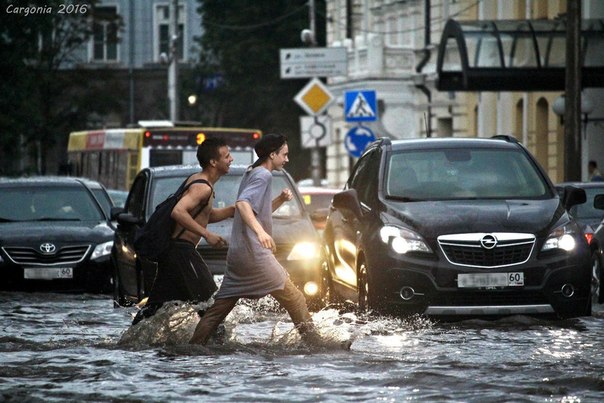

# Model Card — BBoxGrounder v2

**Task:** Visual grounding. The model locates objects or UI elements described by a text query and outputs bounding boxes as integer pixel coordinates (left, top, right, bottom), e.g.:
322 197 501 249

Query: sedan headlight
541 222 578 252
287 241 320 261
91 240 114 260
380 225 432 254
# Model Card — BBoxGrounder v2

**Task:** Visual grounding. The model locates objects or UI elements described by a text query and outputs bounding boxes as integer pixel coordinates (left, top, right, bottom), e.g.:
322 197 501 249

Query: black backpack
134 177 212 261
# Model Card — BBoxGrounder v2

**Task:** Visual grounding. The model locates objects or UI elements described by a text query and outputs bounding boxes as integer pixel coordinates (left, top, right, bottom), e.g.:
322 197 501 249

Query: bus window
67 125 262 191
150 150 182 167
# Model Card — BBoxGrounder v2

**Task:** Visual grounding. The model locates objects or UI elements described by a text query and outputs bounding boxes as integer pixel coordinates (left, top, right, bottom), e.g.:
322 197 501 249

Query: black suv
111 165 323 308
0 177 115 292
322 136 592 319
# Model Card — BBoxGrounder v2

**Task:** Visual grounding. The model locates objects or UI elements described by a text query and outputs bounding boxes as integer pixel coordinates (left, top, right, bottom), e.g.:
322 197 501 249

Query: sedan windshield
0 186 105 222
151 174 302 219
569 186 604 221
385 148 550 200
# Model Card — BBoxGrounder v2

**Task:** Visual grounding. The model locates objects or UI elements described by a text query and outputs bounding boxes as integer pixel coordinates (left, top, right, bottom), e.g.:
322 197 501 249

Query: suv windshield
385 148 550 200
0 186 105 222
150 174 302 219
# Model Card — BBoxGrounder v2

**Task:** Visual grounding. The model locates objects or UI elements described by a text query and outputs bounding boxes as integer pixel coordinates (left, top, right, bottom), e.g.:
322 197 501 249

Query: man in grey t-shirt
190 133 317 345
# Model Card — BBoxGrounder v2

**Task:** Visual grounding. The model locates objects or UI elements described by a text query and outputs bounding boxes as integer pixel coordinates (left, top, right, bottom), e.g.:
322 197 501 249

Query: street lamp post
168 0 179 122
563 0 581 182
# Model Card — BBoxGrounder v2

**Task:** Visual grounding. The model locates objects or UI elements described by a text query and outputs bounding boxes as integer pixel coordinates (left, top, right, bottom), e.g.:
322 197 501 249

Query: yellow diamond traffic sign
294 78 335 116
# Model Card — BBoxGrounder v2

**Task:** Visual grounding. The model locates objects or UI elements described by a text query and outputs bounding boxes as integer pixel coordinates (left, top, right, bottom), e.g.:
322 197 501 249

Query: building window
156 3 185 61
92 6 119 62
387 16 397 46
437 117 453 137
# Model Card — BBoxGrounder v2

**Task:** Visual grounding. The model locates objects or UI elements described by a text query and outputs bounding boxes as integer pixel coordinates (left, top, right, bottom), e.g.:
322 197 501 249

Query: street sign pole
308 0 321 187
293 78 334 186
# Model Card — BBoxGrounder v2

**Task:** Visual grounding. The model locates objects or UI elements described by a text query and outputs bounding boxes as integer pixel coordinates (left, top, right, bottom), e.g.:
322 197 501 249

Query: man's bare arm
209 206 235 223
171 184 213 238
172 184 226 247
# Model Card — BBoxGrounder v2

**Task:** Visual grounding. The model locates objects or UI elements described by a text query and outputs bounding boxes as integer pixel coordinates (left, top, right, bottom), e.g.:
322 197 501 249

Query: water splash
118 300 212 348
117 297 437 352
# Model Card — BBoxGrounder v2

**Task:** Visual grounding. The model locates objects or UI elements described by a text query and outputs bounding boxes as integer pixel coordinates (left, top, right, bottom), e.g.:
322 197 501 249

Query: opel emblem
480 234 497 250
39 243 57 254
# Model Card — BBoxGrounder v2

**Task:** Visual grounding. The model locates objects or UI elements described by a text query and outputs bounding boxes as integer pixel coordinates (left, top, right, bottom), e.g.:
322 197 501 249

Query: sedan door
113 172 149 301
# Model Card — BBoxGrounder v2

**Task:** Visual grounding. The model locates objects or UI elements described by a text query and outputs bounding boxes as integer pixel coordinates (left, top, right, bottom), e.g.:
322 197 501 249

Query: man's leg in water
271 279 319 342
131 302 162 326
190 297 238 344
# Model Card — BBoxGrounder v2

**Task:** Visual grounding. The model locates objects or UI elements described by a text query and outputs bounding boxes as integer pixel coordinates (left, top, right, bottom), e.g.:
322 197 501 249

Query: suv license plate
24 267 73 280
458 272 524 288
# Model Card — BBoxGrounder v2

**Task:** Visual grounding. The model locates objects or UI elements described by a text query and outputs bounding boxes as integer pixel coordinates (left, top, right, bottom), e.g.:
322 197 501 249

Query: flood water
1 291 604 402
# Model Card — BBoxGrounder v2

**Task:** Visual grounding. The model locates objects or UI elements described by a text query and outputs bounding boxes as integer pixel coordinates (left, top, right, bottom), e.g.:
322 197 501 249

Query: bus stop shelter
436 19 604 91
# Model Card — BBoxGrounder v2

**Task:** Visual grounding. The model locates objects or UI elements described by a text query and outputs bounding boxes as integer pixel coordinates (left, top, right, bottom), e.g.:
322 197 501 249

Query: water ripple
1 292 604 401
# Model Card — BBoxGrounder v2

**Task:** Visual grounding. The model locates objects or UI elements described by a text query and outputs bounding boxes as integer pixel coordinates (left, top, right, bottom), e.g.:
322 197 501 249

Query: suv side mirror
561 185 587 210
594 194 604 210
332 189 363 218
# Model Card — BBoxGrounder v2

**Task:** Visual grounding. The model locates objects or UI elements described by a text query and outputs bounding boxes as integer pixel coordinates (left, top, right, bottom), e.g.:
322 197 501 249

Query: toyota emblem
480 234 498 250
39 243 57 254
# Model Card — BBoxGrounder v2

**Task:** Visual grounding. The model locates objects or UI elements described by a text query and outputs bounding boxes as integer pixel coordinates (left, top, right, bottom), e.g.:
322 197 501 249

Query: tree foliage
0 0 121 175
193 0 326 180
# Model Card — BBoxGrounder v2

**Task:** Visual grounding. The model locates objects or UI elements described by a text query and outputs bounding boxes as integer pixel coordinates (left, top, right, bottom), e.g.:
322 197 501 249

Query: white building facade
324 0 604 187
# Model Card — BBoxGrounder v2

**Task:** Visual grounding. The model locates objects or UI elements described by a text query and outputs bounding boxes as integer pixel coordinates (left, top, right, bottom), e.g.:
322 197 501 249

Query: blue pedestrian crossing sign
344 90 377 122
345 125 376 158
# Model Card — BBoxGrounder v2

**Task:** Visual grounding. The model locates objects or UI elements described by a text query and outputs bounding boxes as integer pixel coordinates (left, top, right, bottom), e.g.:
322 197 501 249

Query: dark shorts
146 239 218 306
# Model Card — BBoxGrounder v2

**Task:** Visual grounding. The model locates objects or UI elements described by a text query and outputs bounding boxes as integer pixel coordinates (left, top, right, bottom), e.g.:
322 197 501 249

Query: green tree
0 0 121 175
193 0 326 180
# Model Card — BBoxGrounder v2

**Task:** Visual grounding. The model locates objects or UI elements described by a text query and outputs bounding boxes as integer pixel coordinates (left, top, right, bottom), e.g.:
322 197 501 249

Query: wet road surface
1 292 603 402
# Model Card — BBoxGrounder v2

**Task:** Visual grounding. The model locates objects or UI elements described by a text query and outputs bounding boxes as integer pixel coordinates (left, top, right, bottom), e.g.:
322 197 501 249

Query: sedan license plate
24 267 73 280
458 272 524 288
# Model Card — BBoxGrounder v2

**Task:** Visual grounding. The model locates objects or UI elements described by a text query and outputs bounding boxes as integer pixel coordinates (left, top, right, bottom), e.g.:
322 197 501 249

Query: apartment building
324 0 604 186
72 0 202 127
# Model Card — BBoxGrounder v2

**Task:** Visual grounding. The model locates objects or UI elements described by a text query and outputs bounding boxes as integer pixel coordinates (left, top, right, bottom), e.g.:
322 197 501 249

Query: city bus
67 121 262 190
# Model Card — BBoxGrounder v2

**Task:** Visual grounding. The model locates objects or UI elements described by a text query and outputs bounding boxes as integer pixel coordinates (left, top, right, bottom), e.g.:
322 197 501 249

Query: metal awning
436 19 604 91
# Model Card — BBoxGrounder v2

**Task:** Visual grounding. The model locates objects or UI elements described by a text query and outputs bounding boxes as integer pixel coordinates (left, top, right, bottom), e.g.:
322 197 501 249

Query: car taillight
584 232 593 245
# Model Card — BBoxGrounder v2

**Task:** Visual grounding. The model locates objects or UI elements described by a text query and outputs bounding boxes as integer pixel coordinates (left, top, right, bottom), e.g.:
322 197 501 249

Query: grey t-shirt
215 166 288 299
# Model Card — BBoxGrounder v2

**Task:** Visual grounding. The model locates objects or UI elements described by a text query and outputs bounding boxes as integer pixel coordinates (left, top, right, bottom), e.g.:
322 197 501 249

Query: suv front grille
438 233 535 268
2 245 91 266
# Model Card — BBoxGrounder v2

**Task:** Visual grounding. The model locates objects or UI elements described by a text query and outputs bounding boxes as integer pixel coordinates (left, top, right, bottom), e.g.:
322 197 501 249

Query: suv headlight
541 222 578 252
287 241 320 261
91 240 114 260
380 225 432 254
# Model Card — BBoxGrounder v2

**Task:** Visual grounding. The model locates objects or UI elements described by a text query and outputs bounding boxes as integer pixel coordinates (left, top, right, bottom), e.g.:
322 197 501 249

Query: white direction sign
280 47 347 79
300 115 332 149
294 78 335 116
